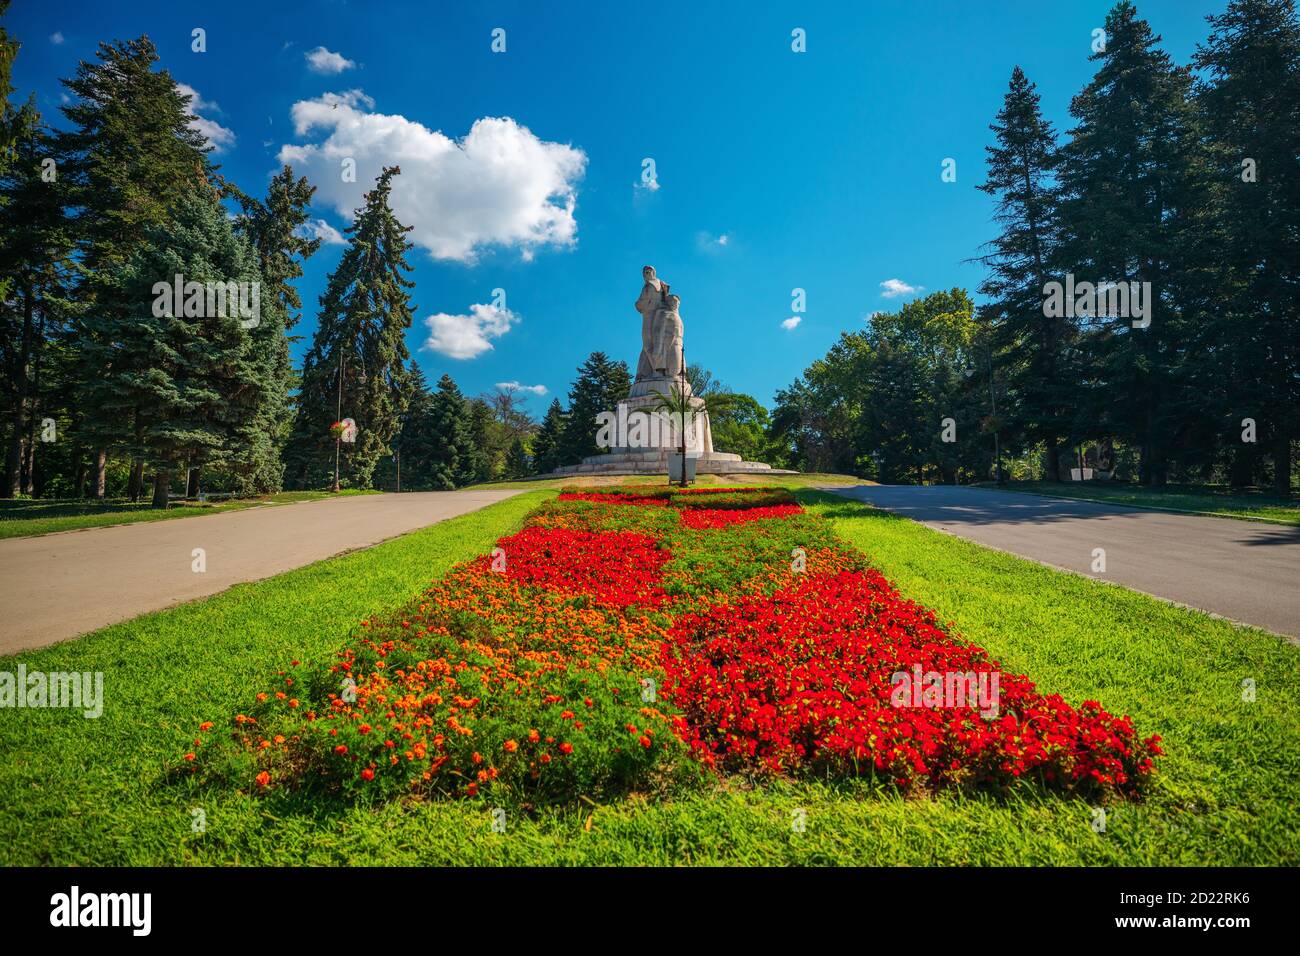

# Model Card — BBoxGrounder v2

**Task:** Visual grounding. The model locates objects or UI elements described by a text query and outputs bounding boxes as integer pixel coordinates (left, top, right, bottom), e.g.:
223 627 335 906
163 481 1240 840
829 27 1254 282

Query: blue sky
9 0 1227 415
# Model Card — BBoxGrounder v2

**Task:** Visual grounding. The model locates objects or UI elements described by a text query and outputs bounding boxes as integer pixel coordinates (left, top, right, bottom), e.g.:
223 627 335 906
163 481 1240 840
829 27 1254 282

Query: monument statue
542 263 791 476
633 265 685 387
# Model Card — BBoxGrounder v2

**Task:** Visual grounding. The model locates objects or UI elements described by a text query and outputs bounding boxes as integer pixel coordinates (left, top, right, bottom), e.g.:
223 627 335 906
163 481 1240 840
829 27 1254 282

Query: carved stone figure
633 265 685 386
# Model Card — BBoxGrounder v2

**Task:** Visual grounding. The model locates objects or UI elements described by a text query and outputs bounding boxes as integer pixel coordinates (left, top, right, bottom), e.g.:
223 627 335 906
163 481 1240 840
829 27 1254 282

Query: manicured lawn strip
0 490 552 865
988 480 1300 525
0 489 380 539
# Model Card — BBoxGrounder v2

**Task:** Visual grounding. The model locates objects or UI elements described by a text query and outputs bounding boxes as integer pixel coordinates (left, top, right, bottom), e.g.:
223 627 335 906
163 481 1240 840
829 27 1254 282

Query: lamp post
333 351 344 493
679 343 688 487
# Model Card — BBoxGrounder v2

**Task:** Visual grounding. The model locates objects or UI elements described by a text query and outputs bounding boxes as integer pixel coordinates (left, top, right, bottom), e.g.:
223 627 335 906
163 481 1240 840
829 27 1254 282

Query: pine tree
425 374 476 490
976 67 1071 481
1 106 73 497
1194 0 1300 494
77 187 274 507
0 0 20 167
58 37 215 498
285 167 414 489
531 398 567 474
1055 2 1213 486
231 165 321 491
466 397 497 483
557 351 630 464
504 436 530 479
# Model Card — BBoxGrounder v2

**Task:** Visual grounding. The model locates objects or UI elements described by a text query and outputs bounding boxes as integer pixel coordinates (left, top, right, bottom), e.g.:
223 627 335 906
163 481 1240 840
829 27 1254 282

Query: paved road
0 490 522 655
832 485 1300 639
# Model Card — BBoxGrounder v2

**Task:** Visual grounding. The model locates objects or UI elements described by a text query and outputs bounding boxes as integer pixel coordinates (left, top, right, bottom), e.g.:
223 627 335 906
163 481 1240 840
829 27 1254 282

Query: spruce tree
557 351 630 464
1194 0 1300 494
976 67 1071 481
531 398 567 474
426 374 476 490
1055 2 1212 485
1 106 72 497
504 436 530 479
58 37 214 497
78 187 274 507
378 360 436 490
233 165 321 492
285 167 414 489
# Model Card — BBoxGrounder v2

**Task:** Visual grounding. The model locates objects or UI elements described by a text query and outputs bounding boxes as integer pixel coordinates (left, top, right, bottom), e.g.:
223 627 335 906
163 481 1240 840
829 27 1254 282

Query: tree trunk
128 458 144 501
1045 436 1061 482
186 467 200 500
3 279 36 498
94 448 107 499
20 420 35 496
152 469 170 509
1229 443 1255 489
3 421 21 498
1274 432 1292 498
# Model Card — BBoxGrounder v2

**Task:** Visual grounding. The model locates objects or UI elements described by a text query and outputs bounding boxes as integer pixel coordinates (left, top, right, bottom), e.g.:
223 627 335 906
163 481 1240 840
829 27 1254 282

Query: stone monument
550 266 793 477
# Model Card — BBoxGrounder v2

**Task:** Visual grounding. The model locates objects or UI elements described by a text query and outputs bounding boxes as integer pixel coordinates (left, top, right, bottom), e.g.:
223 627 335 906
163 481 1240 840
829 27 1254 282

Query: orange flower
559 742 573 755
503 739 519 753
334 744 348 755
255 771 271 787
198 721 213 732
183 752 196 762
361 768 375 781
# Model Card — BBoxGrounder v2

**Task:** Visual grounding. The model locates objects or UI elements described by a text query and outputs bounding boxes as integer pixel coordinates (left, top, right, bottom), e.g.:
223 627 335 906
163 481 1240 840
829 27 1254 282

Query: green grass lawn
1 484 1294 865
0 489 379 539
991 479 1300 525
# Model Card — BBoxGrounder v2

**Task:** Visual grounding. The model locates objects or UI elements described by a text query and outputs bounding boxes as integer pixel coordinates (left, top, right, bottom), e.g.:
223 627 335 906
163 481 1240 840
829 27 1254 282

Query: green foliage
557 351 630 465
771 289 989 483
422 374 478 490
285 167 414 489
76 188 278 502
530 398 568 475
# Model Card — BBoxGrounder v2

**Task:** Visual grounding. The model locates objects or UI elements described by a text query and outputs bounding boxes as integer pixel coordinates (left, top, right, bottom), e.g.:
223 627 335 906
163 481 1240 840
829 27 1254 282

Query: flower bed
185 485 1159 803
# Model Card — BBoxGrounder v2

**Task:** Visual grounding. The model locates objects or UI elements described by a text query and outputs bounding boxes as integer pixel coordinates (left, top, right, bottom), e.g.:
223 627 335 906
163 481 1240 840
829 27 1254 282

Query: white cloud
495 381 547 396
279 92 587 263
176 83 236 153
299 218 347 245
422 303 519 359
696 231 731 252
305 46 356 74
50 32 65 45
879 278 922 299
781 316 801 330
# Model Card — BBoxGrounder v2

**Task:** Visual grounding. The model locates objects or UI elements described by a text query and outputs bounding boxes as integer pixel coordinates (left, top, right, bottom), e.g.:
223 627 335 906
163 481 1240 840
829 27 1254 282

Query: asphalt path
0 489 522 655
831 484 1300 639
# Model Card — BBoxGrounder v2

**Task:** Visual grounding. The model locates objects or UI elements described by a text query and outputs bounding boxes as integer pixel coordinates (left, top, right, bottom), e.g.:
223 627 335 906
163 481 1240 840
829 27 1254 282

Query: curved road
0 489 521 655
832 485 1300 639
